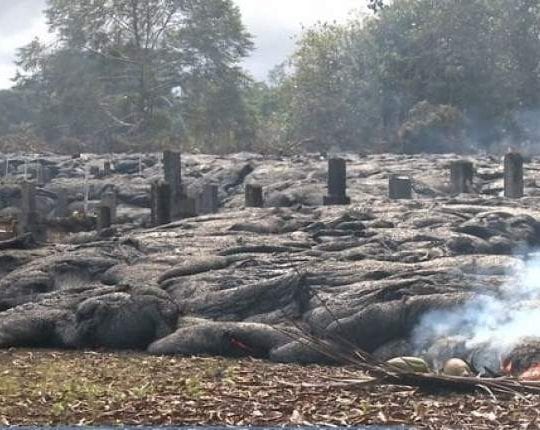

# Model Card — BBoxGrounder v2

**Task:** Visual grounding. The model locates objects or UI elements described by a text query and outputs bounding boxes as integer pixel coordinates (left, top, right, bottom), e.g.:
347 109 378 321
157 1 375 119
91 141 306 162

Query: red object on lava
520 363 540 381
229 336 256 355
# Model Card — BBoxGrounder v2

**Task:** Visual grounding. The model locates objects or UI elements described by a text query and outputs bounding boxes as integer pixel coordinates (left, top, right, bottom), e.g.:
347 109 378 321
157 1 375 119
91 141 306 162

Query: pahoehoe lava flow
0 152 539 371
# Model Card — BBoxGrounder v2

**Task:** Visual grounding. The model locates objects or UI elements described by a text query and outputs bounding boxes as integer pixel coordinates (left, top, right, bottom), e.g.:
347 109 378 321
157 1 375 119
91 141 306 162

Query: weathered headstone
450 160 474 194
504 152 524 199
97 206 112 231
197 184 219 215
323 158 350 205
151 181 171 226
245 184 264 208
389 175 412 200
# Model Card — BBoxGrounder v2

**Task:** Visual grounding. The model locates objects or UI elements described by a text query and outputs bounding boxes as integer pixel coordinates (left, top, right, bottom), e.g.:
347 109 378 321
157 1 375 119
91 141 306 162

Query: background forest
1 0 540 155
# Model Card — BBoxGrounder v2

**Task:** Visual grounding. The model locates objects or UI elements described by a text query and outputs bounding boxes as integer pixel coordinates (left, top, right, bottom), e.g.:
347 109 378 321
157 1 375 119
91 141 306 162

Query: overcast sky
0 0 363 89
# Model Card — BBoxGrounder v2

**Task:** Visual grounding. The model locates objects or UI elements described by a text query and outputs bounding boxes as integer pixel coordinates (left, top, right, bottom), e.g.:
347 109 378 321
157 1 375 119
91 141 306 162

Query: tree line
1 0 540 155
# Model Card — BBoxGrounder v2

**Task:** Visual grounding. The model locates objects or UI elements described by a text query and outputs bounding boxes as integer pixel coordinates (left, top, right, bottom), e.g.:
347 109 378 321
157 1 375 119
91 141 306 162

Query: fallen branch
278 326 540 397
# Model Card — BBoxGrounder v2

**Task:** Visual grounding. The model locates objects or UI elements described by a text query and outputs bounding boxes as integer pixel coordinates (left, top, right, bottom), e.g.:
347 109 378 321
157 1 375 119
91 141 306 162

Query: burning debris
503 340 540 379
284 325 540 397
411 253 540 380
282 250 540 395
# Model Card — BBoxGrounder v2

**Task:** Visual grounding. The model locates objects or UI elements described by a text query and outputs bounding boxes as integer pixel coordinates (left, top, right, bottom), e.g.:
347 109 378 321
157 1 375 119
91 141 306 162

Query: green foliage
7 0 540 155
182 71 256 154
0 89 36 136
13 0 253 153
367 0 385 12
252 22 384 153
244 73 298 155
398 101 465 154
266 0 540 154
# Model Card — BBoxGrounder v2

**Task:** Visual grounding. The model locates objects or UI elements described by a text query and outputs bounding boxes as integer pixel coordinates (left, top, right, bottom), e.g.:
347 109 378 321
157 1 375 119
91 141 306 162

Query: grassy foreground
0 350 536 428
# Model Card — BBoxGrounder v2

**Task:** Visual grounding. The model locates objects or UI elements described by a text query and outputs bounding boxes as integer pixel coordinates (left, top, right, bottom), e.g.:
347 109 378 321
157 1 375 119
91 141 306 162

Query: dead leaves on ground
0 350 537 428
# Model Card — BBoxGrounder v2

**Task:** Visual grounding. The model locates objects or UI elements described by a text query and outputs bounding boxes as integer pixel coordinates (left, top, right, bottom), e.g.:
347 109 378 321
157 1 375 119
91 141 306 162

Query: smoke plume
412 254 540 372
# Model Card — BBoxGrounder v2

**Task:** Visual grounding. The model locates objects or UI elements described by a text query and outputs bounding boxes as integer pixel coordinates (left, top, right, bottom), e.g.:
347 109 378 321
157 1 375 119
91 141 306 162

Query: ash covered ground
0 152 540 373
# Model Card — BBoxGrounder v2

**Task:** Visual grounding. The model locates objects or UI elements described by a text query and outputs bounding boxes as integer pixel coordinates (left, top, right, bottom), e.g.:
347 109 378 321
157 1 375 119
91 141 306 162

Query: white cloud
0 0 365 88
0 20 49 88
0 0 48 88
237 0 364 79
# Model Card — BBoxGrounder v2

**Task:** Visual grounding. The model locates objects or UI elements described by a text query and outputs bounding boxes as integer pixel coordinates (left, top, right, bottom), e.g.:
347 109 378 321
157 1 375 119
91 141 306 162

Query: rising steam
412 254 540 372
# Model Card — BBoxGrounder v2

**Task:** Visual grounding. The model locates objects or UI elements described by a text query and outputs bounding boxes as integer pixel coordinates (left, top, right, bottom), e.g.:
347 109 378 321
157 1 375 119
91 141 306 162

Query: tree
0 89 36 136
0 89 48 153
367 0 532 149
276 22 384 152
367 0 385 12
15 0 253 152
181 70 256 153
272 0 540 154
398 101 465 154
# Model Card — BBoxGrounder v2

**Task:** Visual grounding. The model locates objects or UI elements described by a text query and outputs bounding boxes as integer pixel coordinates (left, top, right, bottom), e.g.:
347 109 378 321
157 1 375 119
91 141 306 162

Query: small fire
503 359 540 381
412 253 540 374
520 363 540 381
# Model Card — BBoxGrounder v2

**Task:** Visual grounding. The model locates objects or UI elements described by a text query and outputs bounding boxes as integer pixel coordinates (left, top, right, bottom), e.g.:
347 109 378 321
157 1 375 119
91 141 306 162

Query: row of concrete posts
447 153 524 198
12 150 528 236
15 181 118 239
236 152 526 210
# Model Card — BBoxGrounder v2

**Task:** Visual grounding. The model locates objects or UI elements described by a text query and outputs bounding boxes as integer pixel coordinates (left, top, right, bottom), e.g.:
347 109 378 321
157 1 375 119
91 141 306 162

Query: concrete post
151 182 171 226
97 206 112 231
103 161 112 177
163 150 183 217
55 190 68 218
177 195 198 218
163 151 182 196
504 152 524 199
450 160 474 194
389 175 412 200
101 188 117 222
36 163 47 186
245 184 264 208
197 184 219 214
323 158 351 205
138 155 144 176
90 166 100 178
43 167 52 184
18 182 39 237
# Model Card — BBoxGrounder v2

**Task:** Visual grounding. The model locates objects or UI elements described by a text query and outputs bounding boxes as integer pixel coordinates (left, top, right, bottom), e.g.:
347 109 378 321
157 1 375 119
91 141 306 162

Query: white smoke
412 254 540 372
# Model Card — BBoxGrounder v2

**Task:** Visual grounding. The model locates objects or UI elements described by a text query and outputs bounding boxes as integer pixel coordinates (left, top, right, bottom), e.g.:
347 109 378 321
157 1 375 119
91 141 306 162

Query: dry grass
0 349 538 428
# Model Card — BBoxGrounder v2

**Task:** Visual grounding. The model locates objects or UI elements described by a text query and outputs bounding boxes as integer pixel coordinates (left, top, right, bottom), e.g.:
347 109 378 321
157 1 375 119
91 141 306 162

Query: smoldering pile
410 253 540 379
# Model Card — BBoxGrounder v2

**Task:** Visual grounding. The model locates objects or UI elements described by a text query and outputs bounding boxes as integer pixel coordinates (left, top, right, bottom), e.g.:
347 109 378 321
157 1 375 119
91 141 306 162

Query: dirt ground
0 350 537 429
